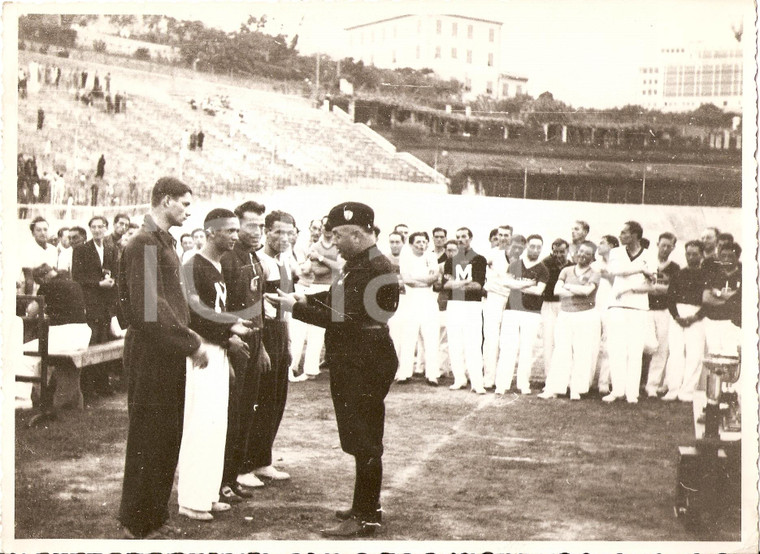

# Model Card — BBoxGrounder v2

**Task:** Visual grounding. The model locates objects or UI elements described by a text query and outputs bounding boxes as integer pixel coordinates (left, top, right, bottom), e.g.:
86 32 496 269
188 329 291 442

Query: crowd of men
17 177 743 537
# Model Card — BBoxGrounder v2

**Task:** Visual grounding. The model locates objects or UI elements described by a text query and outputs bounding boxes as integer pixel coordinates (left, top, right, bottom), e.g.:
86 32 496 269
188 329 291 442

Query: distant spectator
37 107 44 130
197 129 205 151
105 213 130 251
180 233 194 254
96 154 106 179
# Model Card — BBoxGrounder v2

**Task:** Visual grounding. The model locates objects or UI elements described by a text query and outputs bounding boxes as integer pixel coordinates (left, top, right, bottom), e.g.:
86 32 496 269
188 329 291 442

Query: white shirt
608 246 656 310
400 250 439 288
57 246 73 273
484 247 510 297
94 240 104 266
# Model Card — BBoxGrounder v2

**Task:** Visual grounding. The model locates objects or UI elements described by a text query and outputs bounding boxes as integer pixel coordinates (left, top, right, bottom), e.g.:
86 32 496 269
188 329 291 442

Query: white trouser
388 293 409 358
607 308 648 401
438 310 451 377
704 318 741 357
289 283 328 374
590 308 608 390
540 301 561 377
645 309 671 393
397 287 440 381
446 301 484 389
288 317 308 370
664 305 705 399
545 309 600 395
495 310 541 392
178 343 229 512
482 293 508 388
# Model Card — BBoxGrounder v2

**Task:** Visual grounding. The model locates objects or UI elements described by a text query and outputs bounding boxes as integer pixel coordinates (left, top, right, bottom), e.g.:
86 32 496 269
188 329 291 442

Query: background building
345 14 525 100
638 41 743 113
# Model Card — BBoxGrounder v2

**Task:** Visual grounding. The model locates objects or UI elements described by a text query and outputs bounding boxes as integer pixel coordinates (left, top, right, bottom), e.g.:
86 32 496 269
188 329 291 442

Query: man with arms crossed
482 224 513 389
443 227 487 393
118 177 209 539
604 221 656 404
497 235 548 395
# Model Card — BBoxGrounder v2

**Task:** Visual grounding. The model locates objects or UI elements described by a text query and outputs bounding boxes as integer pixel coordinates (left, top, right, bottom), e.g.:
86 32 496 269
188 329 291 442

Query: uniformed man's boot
335 505 382 521
321 515 380 538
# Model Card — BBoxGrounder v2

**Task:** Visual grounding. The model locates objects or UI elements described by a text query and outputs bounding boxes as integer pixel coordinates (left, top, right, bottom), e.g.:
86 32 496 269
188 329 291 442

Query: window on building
452 47 457 59
488 52 494 66
437 20 442 34
486 81 493 94
516 85 522 95
468 24 473 38
465 77 472 92
489 28 495 42
467 50 472 63
502 83 509 97
452 22 457 36
435 46 441 59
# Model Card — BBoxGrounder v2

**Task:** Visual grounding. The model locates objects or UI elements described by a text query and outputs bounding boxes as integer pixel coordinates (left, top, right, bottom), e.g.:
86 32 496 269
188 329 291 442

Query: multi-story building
637 42 743 113
345 14 524 100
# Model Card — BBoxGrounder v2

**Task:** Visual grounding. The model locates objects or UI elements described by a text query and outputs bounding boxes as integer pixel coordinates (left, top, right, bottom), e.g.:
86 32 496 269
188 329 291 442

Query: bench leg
52 364 84 410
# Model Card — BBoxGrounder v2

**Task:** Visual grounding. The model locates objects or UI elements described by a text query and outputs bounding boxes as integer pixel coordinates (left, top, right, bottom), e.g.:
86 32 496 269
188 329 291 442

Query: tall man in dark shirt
118 177 209 539
662 240 706 402
221 201 271 494
271 202 399 537
539 238 571 379
702 242 742 358
443 227 487 393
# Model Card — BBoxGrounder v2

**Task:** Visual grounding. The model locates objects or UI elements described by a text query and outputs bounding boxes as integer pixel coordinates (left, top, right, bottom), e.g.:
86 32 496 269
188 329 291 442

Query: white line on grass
384 395 495 500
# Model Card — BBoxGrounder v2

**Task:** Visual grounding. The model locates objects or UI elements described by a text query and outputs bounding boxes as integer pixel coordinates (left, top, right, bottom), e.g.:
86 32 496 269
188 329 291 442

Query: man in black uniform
118 177 208 539
271 202 399 537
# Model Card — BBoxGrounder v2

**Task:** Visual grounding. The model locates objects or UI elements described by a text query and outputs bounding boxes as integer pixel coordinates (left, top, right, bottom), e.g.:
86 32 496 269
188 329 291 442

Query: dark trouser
85 316 112 393
327 328 397 521
241 319 290 472
119 329 186 538
222 330 263 486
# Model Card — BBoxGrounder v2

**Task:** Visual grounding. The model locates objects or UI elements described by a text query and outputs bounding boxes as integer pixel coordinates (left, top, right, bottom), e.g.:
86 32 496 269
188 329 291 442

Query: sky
18 0 755 108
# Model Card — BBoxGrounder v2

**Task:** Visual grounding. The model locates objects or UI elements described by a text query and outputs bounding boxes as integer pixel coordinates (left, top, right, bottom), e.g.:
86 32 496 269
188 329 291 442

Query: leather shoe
336 506 382 522
321 516 380 537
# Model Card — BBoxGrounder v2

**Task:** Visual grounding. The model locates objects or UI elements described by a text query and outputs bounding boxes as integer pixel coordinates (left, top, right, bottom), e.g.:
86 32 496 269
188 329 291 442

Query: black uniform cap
324 202 374 232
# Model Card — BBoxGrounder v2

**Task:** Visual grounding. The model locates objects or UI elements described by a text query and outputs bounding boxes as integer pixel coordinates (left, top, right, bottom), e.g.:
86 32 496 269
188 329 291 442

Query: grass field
13 367 742 547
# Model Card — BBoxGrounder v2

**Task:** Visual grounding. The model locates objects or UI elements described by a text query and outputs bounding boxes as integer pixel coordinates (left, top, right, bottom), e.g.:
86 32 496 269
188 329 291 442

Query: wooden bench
17 295 125 420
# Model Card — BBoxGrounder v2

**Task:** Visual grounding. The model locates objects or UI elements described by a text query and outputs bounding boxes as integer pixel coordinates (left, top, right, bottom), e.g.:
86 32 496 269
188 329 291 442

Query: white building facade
345 14 519 99
638 43 742 113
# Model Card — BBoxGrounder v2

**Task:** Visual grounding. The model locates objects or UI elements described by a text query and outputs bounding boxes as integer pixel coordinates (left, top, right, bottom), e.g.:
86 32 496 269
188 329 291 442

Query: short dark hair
70 226 87 239
498 224 513 232
191 228 205 237
56 227 70 239
150 176 192 207
394 224 408 231
32 263 55 285
445 240 458 248
128 222 139 230
625 221 643 240
113 213 130 226
601 235 619 248
718 242 741 258
704 226 720 239
717 232 734 244
579 240 597 255
88 215 108 228
641 237 650 249
489 228 499 240
180 233 192 242
372 225 381 238
684 240 704 254
658 232 677 244
388 231 405 243
235 200 266 219
575 220 590 234
551 238 569 250
456 227 473 239
204 208 237 229
526 234 543 244
29 216 47 233
510 234 527 245
432 227 447 237
409 231 430 244
264 210 295 230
